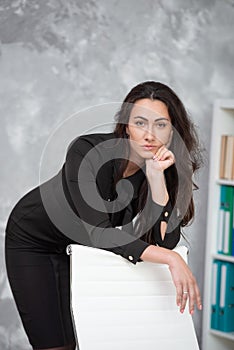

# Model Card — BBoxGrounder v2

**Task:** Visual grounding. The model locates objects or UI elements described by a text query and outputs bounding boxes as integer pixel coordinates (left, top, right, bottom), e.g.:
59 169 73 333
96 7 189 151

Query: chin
138 153 154 160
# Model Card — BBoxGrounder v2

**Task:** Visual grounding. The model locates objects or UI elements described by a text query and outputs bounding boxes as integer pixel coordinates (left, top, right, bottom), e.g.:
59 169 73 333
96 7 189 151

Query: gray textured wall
1 0 234 349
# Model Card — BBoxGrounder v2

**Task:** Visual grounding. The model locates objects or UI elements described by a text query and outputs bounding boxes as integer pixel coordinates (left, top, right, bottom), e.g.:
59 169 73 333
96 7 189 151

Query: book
219 135 227 179
219 135 234 180
224 135 234 180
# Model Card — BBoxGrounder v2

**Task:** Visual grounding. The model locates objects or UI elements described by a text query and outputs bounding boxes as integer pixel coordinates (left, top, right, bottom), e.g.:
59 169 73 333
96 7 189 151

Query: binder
217 186 226 253
217 209 224 253
210 260 221 330
218 262 234 332
232 226 234 256
232 198 234 255
219 186 234 255
223 211 230 254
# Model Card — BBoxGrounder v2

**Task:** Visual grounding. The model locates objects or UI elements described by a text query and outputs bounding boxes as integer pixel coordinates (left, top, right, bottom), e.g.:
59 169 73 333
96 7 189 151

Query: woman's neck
123 160 145 178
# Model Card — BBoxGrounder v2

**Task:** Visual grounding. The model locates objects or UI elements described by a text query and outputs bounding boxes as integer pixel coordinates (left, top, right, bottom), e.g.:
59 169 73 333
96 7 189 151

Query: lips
142 145 156 150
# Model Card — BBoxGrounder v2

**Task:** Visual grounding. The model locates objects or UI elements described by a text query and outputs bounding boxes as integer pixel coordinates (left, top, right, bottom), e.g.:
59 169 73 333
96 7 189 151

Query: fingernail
180 309 184 314
190 309 194 315
199 304 203 310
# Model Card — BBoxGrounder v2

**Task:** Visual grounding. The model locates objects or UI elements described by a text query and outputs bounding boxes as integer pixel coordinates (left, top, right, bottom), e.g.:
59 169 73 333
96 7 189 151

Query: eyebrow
133 116 170 122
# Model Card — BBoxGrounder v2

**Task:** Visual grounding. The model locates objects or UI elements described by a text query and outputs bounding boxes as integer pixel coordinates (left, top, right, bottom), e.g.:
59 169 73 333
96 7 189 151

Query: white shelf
210 330 234 342
216 179 234 186
202 100 234 350
212 254 234 263
217 99 234 110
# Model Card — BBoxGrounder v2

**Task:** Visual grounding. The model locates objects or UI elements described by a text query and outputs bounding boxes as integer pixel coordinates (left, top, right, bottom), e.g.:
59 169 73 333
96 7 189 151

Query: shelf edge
210 329 234 341
212 254 234 263
216 179 234 186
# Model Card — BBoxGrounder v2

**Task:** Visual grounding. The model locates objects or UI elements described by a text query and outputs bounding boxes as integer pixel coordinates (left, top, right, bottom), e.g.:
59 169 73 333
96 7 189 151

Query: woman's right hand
168 251 202 315
140 245 202 315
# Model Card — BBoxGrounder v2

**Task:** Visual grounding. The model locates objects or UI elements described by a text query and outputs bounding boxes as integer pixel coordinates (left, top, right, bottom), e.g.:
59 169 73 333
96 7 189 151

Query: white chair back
67 245 199 350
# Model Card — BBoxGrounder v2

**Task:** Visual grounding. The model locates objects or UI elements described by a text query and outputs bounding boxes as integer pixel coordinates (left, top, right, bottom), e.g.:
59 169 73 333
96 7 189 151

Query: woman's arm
63 136 151 264
147 170 170 240
140 245 202 315
144 146 202 314
148 170 169 206
145 146 174 239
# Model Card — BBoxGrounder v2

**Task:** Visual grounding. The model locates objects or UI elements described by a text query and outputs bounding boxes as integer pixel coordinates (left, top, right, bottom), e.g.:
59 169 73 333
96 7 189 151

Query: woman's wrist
146 167 165 181
147 171 169 206
140 245 175 265
151 192 169 206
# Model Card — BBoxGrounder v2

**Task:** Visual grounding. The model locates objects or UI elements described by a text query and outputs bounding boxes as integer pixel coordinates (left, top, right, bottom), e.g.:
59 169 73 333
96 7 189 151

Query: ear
125 125 129 135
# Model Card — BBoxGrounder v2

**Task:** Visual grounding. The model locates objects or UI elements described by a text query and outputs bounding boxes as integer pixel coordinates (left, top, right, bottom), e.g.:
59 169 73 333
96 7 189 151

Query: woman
5 81 203 350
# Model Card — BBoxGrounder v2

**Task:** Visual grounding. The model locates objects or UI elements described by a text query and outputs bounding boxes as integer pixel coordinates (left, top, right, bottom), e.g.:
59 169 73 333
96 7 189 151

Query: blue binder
218 186 234 255
217 186 227 254
224 186 234 255
232 227 234 256
210 260 221 330
218 262 234 332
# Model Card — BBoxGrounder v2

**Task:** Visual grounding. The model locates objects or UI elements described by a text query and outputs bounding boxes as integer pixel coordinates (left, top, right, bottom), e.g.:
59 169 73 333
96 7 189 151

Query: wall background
0 0 234 349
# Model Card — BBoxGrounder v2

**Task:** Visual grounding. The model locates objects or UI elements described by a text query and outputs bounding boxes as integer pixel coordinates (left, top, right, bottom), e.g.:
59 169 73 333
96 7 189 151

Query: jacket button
128 255 134 261
164 211 169 217
107 198 111 201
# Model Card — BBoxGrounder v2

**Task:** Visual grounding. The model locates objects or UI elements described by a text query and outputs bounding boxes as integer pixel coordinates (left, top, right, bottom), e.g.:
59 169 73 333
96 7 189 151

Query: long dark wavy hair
112 81 204 245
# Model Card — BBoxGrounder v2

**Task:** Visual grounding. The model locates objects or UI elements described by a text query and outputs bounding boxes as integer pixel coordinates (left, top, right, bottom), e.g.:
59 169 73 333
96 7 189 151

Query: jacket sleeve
63 137 150 265
150 199 181 249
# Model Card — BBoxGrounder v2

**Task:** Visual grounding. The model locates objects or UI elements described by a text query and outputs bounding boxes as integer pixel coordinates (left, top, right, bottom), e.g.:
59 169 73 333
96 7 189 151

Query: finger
157 150 169 160
153 157 174 171
163 158 175 168
175 283 182 307
153 145 167 158
153 151 168 162
154 147 167 158
161 151 174 162
188 288 196 315
156 150 175 163
180 287 189 313
194 283 203 311
175 284 183 309
188 277 202 314
188 276 202 312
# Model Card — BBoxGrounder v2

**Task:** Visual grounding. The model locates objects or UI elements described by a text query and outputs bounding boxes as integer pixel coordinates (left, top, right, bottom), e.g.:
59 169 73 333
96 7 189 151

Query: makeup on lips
142 145 156 151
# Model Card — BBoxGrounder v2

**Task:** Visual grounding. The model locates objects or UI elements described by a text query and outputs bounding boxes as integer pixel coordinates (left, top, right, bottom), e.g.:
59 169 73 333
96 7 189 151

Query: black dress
5 132 180 349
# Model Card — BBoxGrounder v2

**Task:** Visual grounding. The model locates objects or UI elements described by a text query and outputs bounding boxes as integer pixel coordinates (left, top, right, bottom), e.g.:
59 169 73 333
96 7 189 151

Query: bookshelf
202 100 234 350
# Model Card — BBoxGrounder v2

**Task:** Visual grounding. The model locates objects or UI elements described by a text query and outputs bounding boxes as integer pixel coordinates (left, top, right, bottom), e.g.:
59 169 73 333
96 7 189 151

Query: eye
135 121 145 126
156 122 167 128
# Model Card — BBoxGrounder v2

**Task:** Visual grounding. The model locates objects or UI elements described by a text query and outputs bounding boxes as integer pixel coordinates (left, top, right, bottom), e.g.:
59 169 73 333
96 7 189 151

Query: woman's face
126 98 172 163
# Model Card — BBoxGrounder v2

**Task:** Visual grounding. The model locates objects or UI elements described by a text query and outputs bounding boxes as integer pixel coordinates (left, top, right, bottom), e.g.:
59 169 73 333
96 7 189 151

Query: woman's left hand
146 145 176 174
145 145 175 207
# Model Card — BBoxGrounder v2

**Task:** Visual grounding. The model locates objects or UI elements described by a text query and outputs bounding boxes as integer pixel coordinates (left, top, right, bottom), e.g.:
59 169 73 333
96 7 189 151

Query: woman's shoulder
67 132 118 153
6 186 42 224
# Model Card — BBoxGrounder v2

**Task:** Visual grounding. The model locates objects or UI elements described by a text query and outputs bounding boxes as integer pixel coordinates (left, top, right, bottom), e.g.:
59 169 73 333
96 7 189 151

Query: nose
144 126 155 142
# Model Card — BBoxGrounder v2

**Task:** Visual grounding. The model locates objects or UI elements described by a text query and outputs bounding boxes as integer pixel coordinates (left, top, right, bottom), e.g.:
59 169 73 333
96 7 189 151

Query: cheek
155 130 171 143
129 127 143 140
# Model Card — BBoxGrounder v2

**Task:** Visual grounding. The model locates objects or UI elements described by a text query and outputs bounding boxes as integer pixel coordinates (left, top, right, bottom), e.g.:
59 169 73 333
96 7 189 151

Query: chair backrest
67 245 199 350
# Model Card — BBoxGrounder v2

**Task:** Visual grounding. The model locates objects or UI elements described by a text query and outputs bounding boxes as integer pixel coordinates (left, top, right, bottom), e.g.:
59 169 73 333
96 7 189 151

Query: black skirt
5 186 77 349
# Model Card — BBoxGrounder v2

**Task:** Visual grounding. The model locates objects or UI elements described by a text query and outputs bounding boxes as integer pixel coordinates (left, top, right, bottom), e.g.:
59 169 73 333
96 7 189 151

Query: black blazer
6 132 181 264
